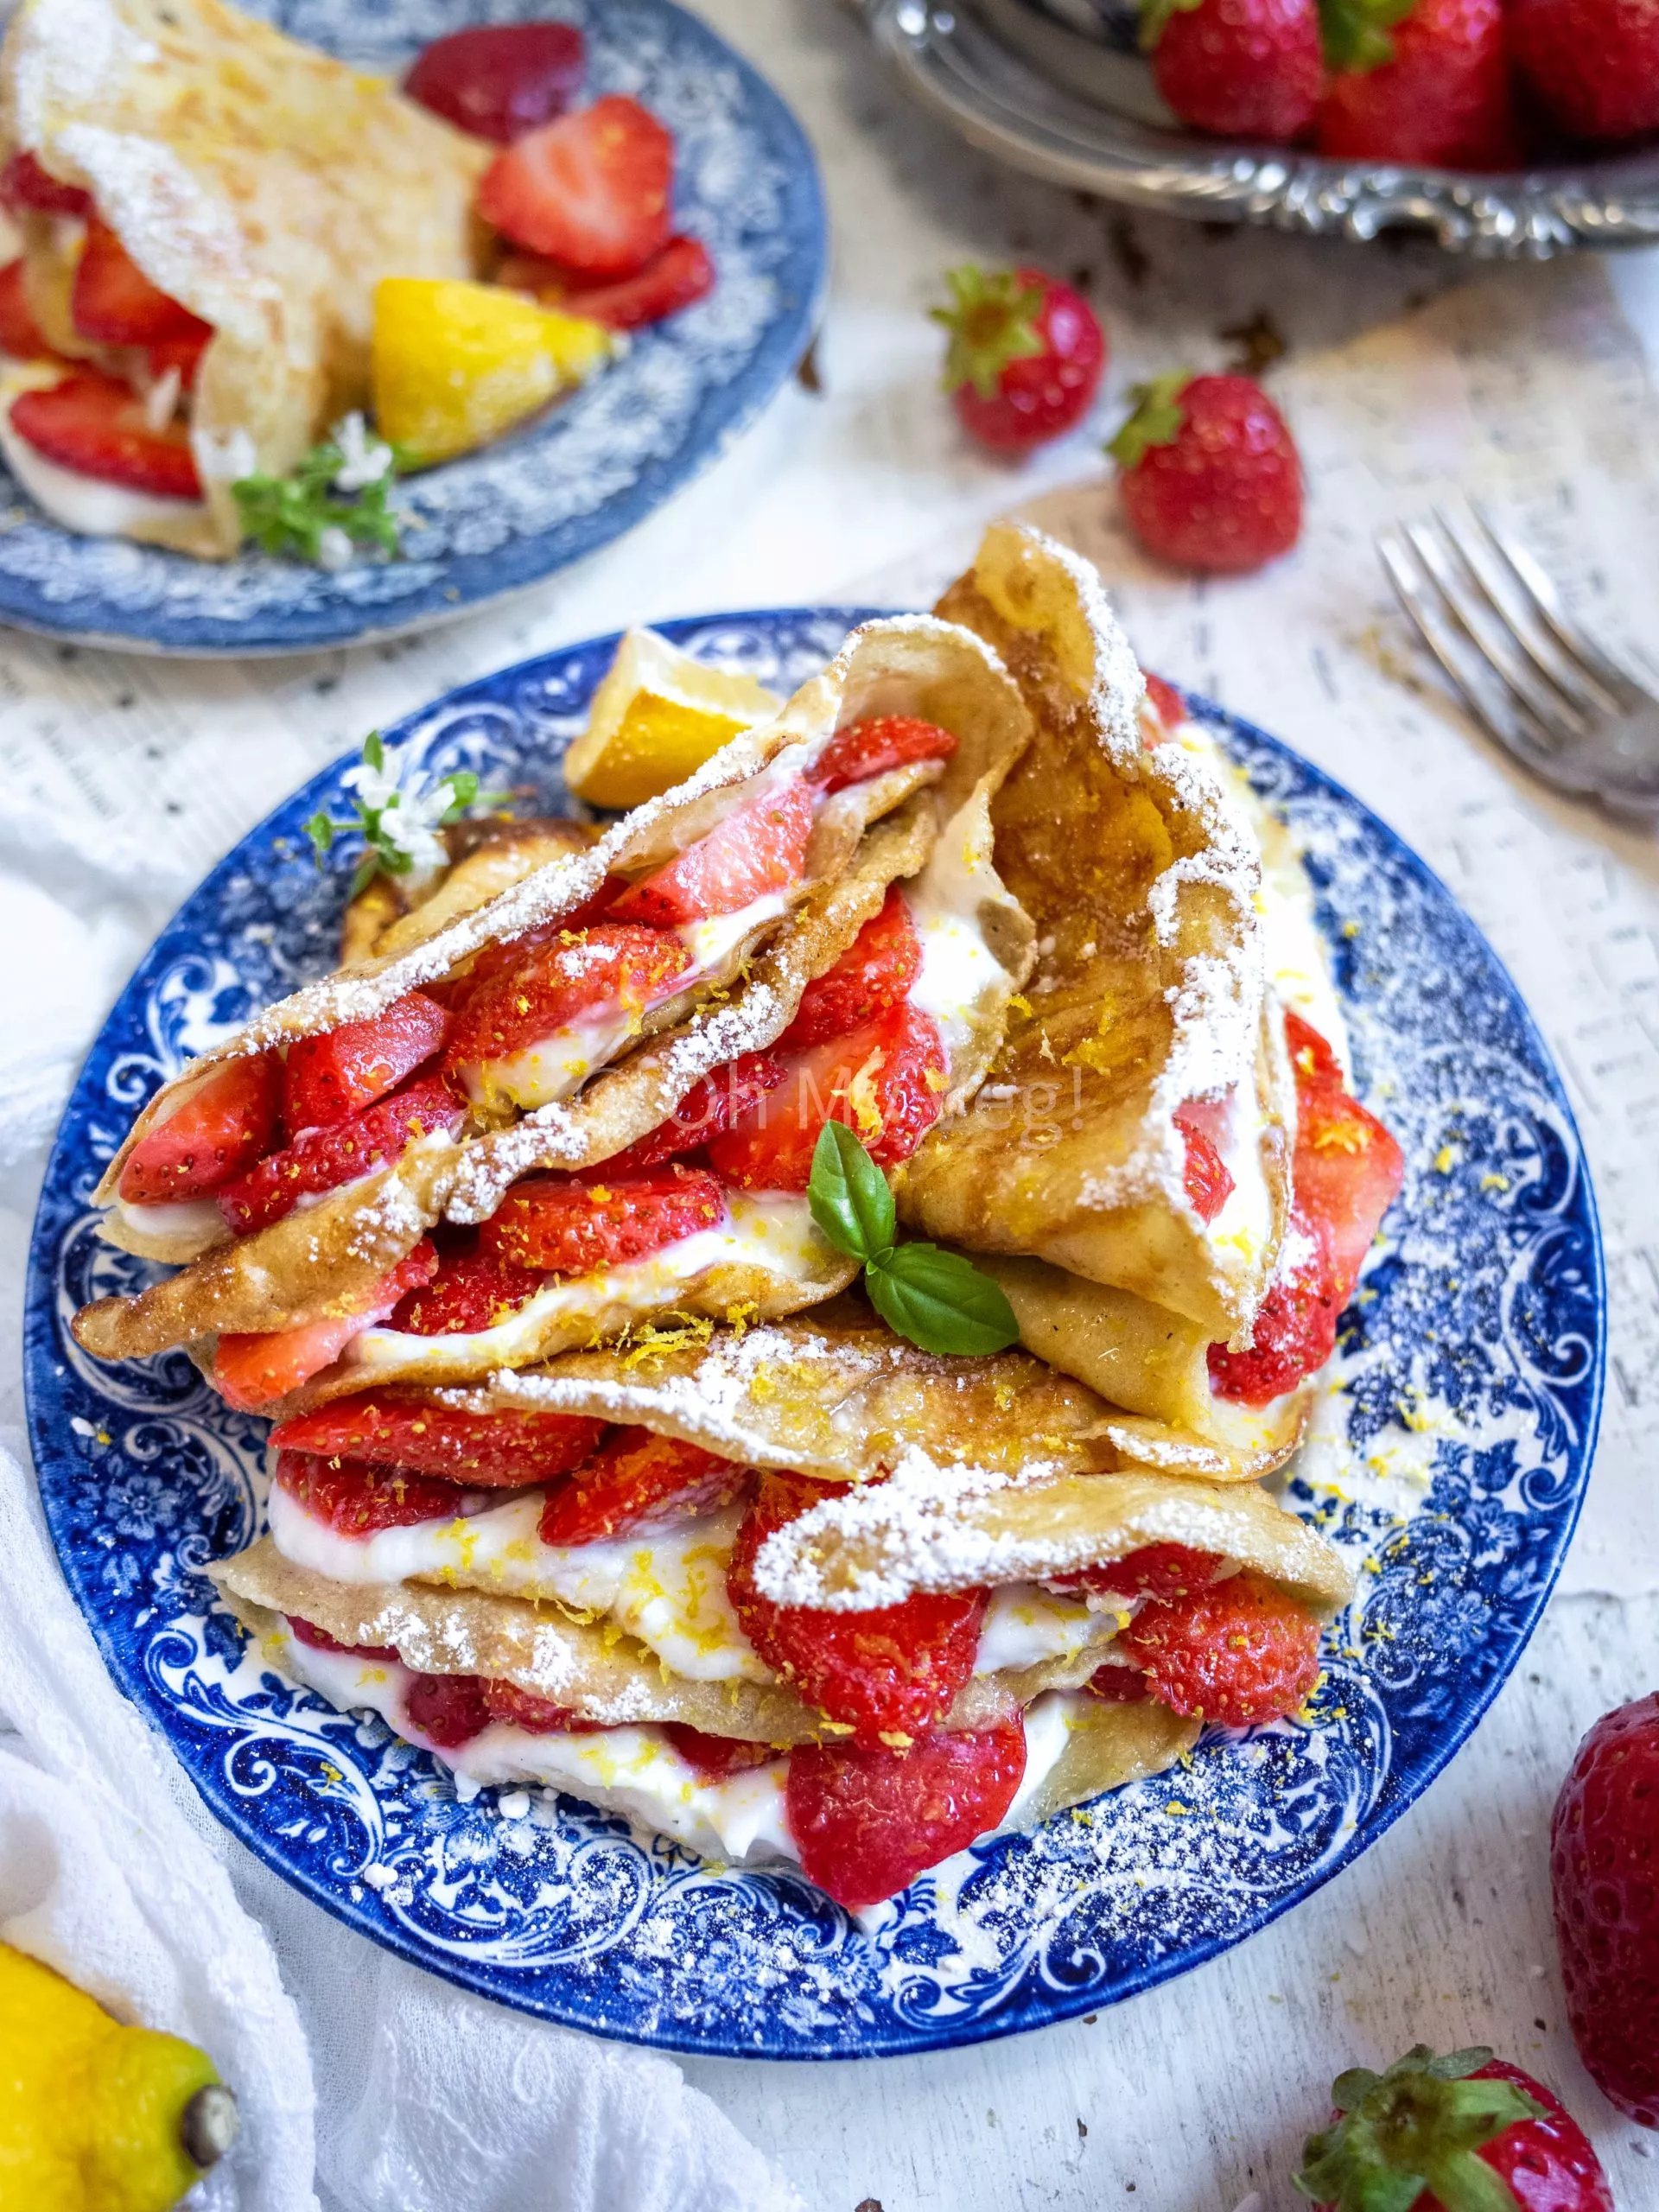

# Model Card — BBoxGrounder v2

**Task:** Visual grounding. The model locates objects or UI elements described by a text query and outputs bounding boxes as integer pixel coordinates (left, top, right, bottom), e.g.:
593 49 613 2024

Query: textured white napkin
0 1436 804 2212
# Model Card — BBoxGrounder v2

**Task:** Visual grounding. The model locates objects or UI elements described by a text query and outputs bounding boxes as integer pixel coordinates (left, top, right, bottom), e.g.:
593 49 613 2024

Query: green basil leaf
808 1122 895 1263
864 1242 1020 1356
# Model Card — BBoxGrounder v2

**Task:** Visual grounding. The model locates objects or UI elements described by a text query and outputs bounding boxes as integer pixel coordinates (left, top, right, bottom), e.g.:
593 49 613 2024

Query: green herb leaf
1317 0 1414 70
808 1120 896 1262
232 418 407 566
1107 372 1192 470
303 810 336 861
1137 0 1205 51
865 1242 1020 1357
929 264 1048 401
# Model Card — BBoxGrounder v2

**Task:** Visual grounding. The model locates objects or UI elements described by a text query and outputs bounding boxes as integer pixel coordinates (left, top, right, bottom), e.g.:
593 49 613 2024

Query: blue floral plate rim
0 0 826 657
24 607 1605 2057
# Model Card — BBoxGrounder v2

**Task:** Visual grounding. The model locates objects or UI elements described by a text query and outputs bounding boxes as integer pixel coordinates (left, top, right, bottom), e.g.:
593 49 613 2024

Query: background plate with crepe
24 607 1604 2058
0 0 825 656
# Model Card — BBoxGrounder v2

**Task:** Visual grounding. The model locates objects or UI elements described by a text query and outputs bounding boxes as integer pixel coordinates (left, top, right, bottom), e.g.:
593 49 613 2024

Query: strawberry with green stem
1296 2044 1614 2212
931 264 1105 455
1109 371 1302 573
1141 0 1325 143
1316 0 1516 168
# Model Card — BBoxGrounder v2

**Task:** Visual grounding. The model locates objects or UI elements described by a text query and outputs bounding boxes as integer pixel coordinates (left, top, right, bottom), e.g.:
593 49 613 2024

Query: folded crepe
0 0 490 554
73 615 1035 1409
210 1309 1351 1904
899 520 1291 1346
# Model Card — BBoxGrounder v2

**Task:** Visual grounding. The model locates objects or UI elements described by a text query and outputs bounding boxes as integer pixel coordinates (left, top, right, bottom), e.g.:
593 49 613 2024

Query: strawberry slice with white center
478 1163 725 1277
707 1001 947 1192
213 1241 439 1411
478 94 673 276
216 1072 466 1238
283 991 450 1136
443 921 690 1111
10 371 202 499
118 1052 283 1206
609 776 815 930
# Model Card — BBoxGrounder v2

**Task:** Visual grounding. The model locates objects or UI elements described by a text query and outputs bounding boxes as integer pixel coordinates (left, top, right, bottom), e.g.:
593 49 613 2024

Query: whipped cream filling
0 402 206 533
461 892 789 1111
113 1192 226 1242
343 1192 833 1378
906 803 1009 1068
275 1620 1086 1878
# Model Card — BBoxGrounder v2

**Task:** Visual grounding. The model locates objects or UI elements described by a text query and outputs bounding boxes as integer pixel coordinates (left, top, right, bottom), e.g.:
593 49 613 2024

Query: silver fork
1376 501 1659 813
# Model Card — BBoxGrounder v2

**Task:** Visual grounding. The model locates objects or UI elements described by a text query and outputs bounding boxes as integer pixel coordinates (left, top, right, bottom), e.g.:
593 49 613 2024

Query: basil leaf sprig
808 1122 1020 1357
305 729 508 899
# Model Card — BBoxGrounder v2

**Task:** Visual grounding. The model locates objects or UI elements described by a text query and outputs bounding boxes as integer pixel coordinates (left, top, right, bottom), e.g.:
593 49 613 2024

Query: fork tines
1376 500 1659 810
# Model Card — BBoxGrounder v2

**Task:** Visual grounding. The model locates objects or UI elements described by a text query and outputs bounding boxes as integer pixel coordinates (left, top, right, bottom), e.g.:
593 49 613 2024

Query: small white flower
315 525 354 572
332 410 395 493
342 745 461 892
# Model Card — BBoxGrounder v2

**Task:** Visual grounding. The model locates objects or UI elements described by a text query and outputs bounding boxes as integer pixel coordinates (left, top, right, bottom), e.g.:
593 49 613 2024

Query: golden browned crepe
0 0 490 554
897 523 1294 1350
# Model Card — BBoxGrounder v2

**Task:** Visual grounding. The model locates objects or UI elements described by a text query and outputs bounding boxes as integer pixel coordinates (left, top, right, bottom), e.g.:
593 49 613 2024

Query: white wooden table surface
1 6 1654 2206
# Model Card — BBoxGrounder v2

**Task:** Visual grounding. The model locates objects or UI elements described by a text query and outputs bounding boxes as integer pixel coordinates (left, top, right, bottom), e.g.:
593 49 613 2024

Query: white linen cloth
0 1434 804 2211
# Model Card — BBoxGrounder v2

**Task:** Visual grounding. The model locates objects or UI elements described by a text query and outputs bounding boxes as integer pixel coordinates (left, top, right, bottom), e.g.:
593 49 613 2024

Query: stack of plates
861 0 1659 257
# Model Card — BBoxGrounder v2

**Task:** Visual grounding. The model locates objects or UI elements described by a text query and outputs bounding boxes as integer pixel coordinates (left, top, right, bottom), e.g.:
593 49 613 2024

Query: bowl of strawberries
863 0 1659 255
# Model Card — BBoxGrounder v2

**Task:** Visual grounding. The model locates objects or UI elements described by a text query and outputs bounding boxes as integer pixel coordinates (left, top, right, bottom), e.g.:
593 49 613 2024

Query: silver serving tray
862 0 1659 257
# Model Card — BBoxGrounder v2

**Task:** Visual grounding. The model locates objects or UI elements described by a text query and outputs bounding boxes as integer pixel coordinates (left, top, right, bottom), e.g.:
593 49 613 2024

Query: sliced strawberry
289 1614 395 1661
146 327 211 392
728 1473 987 1742
786 1725 1027 1910
273 1448 474 1535
1050 1543 1227 1603
478 94 673 276
391 1249 546 1337
10 372 202 499
0 151 92 218
1116 1567 1320 1728
404 21 585 143
537 1428 747 1547
118 1052 282 1206
807 715 959 797
602 1050 787 1173
664 1725 781 1779
779 887 921 1050
270 1393 607 1487
1081 1663 1152 1704
1284 1011 1404 1297
479 1164 723 1277
217 1073 466 1238
71 218 212 346
1209 1012 1402 1405
483 1680 582 1732
553 235 713 328
707 1001 946 1193
609 776 815 929
405 1671 493 1749
1143 674 1187 731
213 1241 438 1411
442 921 689 1096
1173 1101 1235 1225
0 259 58 361
283 992 451 1136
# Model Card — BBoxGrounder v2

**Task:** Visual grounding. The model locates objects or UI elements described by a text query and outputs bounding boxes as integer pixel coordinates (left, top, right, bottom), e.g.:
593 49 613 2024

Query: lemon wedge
563 628 781 810
371 277 613 466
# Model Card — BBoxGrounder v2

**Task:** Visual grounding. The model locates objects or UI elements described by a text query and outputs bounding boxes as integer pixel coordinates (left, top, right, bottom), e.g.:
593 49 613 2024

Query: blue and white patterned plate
24 610 1605 2058
0 2 824 656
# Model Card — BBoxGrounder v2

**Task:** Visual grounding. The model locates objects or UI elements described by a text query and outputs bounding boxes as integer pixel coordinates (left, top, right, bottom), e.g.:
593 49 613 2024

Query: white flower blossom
340 747 454 890
315 525 355 571
332 411 396 493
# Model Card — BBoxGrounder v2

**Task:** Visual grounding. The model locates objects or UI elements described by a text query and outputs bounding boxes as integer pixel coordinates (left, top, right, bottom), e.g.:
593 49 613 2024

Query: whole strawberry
1109 372 1302 572
1317 0 1517 168
1145 0 1325 143
1296 2045 1615 2212
1511 0 1659 143
1552 1692 1659 2127
931 264 1106 454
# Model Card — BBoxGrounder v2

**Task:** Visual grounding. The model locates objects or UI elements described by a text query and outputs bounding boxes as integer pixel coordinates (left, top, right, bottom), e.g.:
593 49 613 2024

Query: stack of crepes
0 0 489 552
76 525 1405 1913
